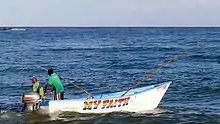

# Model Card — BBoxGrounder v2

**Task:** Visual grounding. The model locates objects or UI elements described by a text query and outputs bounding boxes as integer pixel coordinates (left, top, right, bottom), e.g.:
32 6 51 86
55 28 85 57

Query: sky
0 0 220 27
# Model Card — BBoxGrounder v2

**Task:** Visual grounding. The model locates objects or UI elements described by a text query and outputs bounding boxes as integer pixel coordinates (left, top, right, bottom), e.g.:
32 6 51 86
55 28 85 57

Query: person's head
48 68 54 76
31 76 37 84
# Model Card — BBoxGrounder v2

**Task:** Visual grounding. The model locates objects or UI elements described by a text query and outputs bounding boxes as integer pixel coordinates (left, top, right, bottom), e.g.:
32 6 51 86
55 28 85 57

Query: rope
121 48 194 97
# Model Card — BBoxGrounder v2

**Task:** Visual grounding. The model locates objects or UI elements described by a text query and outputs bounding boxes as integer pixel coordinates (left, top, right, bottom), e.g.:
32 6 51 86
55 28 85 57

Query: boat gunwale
41 81 172 105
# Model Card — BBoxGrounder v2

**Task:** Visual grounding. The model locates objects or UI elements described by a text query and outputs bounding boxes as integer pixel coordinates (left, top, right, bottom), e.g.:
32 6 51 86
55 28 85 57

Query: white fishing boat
22 81 172 114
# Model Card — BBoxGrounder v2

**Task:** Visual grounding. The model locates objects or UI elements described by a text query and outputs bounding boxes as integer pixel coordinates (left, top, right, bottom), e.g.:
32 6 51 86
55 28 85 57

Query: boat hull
39 81 172 114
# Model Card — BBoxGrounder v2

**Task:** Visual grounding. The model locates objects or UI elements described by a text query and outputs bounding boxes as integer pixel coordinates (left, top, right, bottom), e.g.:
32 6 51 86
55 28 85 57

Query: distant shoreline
0 26 220 28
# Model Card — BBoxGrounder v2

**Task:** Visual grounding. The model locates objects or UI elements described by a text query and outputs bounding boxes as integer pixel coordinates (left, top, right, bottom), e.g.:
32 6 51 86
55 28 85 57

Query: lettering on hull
83 97 130 110
157 85 167 91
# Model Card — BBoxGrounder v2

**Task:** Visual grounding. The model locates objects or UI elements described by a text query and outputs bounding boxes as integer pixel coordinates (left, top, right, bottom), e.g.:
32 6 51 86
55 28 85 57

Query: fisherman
44 68 65 100
31 76 45 99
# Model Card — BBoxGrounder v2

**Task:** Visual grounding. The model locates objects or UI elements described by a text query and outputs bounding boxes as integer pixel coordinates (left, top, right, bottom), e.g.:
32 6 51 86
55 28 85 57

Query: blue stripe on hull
41 100 49 106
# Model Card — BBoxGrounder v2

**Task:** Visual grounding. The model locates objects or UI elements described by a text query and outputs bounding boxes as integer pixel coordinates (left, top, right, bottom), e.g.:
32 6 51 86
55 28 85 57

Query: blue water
0 27 220 124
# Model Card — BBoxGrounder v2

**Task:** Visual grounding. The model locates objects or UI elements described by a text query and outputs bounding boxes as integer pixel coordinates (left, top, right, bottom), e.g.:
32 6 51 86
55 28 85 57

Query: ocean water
0 27 220 124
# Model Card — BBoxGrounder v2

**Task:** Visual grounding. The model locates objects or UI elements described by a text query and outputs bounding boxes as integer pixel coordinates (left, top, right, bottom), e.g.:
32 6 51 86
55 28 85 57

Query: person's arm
44 83 49 93
44 78 51 92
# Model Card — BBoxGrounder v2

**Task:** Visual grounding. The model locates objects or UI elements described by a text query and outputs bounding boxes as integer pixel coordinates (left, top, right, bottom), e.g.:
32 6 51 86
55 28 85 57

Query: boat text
83 97 130 110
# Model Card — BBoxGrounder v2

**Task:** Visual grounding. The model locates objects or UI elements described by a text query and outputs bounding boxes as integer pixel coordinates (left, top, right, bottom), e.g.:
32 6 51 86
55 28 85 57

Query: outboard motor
22 92 41 112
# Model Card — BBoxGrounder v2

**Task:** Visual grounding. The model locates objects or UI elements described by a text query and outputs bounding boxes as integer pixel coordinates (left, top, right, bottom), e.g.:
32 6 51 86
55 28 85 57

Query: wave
0 110 22 118
33 46 184 54
10 28 26 31
188 54 220 60
200 86 220 94
0 65 50 74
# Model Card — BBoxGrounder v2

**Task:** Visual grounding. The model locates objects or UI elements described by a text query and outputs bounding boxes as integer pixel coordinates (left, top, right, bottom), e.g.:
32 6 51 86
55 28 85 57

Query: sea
0 27 219 124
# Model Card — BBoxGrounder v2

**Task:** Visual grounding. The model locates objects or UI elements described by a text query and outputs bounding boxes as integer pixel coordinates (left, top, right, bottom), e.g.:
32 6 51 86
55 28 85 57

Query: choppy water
0 27 220 124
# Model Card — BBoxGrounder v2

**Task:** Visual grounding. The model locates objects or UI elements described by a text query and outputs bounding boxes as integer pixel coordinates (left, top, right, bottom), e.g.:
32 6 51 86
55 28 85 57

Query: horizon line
1 25 220 28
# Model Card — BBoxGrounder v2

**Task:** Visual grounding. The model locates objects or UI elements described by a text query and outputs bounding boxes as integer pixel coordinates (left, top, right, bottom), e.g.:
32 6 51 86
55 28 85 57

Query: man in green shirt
44 68 64 100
